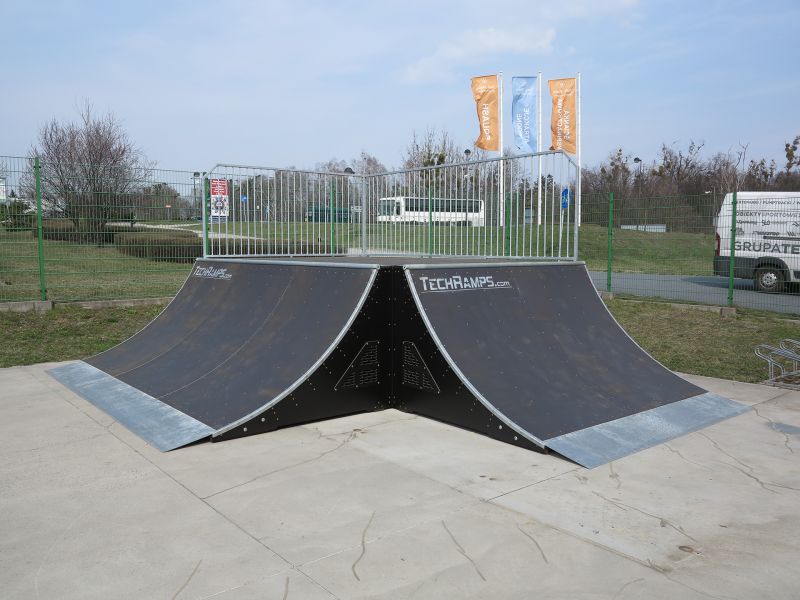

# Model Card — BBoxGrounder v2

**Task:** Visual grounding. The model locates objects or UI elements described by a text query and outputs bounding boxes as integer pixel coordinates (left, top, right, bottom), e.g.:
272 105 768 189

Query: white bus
376 196 485 226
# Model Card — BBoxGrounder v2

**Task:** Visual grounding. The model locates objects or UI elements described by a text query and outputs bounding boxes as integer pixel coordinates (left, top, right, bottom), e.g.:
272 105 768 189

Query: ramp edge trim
47 361 214 452
403 268 545 449
404 260 585 269
212 266 380 439
544 392 750 469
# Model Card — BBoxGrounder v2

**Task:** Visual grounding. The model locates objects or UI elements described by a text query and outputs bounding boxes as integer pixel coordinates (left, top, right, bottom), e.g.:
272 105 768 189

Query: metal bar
202 176 209 257
427 186 432 257
607 191 614 293
727 191 737 307
34 157 46 300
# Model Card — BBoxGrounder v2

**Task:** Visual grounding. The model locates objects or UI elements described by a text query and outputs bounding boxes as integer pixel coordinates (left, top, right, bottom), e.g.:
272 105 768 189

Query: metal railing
204 151 580 260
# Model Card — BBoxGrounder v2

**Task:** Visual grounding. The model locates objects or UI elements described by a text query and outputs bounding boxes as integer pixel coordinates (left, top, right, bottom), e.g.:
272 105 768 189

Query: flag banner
471 75 500 151
548 77 577 155
512 76 537 153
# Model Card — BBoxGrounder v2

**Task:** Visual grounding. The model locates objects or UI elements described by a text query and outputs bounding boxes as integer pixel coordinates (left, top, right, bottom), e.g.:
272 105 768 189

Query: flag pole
498 72 505 229
575 71 582 258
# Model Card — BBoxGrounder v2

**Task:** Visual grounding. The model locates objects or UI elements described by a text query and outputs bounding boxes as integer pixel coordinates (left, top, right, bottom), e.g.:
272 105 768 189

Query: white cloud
402 26 556 84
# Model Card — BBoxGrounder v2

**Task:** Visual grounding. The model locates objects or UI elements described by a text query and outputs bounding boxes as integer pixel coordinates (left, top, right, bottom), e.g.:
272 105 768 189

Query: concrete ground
1 364 798 600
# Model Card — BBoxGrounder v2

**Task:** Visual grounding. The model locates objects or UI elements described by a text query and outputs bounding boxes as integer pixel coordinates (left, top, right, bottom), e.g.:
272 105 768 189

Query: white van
714 191 800 292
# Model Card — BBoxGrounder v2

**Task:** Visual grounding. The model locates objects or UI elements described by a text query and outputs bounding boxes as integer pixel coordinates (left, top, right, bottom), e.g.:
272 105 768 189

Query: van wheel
754 267 785 293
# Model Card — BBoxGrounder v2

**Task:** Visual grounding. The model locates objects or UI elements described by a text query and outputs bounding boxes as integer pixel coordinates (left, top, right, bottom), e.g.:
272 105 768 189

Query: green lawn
1 220 716 302
0 229 192 302
1 300 796 384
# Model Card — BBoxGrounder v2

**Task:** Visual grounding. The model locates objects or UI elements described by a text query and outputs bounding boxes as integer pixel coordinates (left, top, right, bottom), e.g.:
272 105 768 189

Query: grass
608 299 800 382
1 298 797 383
0 304 164 368
0 229 192 302
0 219 718 302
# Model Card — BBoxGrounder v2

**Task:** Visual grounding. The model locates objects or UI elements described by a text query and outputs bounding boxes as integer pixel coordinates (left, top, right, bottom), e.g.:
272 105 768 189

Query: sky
2 0 798 173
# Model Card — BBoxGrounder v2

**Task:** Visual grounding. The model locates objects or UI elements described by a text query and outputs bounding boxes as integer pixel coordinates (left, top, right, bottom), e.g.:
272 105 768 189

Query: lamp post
192 172 201 220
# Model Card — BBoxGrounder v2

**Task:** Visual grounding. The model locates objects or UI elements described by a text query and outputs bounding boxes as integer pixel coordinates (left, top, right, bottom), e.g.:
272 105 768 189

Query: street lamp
192 172 201 220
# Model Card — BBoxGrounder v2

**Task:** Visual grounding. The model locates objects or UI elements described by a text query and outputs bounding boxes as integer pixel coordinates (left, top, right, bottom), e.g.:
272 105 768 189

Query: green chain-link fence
2 154 798 314
0 155 203 302
580 191 800 315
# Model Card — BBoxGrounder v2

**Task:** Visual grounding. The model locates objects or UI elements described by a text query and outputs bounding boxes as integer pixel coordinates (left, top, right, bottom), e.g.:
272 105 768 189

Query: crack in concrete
351 511 376 582
516 523 549 564
203 432 358 501
282 575 290 600
663 443 708 470
592 492 697 542
608 462 622 490
612 577 644 599
171 559 202 600
696 432 754 472
752 406 794 454
441 520 486 581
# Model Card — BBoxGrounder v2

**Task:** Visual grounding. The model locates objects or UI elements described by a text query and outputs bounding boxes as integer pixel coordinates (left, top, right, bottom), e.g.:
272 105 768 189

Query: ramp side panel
407 264 706 441
545 392 750 468
48 362 214 451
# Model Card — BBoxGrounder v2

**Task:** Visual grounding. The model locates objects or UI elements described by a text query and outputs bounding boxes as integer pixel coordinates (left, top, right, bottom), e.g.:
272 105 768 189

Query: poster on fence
210 178 229 221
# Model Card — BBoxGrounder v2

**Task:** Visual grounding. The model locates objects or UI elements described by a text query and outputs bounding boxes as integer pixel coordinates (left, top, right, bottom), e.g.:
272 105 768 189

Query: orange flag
548 78 577 154
471 75 500 151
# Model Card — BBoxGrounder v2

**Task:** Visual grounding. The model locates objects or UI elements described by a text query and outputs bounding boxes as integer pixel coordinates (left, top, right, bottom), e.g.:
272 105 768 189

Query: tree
784 134 799 173
29 103 151 241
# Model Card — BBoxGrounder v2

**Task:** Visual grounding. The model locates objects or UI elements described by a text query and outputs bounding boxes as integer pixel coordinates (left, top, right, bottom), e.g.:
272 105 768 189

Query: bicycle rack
755 339 800 389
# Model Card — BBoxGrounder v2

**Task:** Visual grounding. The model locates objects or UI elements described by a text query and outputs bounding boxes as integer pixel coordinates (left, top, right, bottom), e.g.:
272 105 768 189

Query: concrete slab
2 363 799 600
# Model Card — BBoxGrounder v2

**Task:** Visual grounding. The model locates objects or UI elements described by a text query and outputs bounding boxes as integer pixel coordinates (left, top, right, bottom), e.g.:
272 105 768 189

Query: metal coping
47 362 214 451
403 268 546 448
403 260 585 270
201 257 584 270
545 391 750 469
200 257 381 269
212 267 380 438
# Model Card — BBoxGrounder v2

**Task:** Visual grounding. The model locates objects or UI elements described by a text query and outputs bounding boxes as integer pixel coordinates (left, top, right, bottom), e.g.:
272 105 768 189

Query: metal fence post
360 175 367 256
330 181 336 255
505 193 511 256
428 187 433 257
202 176 209 257
727 191 737 307
34 157 46 300
607 191 613 293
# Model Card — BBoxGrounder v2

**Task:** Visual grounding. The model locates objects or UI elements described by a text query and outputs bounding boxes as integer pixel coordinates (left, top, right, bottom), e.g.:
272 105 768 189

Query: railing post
202 176 209 257
505 193 511 256
330 180 336 255
360 175 367 256
727 191 737 307
428 187 433 257
34 157 46 301
607 191 614 293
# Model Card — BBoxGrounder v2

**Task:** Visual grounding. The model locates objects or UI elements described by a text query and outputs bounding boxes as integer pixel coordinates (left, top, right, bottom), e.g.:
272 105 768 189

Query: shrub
1 201 35 231
38 219 79 242
115 231 203 263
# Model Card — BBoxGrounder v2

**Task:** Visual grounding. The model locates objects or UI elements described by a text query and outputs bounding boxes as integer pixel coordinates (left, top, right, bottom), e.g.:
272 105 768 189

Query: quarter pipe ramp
49 258 748 467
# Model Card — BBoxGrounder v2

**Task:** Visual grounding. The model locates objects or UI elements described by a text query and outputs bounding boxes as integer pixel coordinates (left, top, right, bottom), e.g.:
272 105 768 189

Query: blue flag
512 76 537 153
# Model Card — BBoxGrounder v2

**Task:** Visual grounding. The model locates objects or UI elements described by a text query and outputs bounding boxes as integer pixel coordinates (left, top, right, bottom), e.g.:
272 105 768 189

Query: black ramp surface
405 262 748 467
52 260 378 449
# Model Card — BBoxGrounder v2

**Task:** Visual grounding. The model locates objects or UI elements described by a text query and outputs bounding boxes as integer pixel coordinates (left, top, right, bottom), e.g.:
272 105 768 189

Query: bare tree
28 102 151 240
